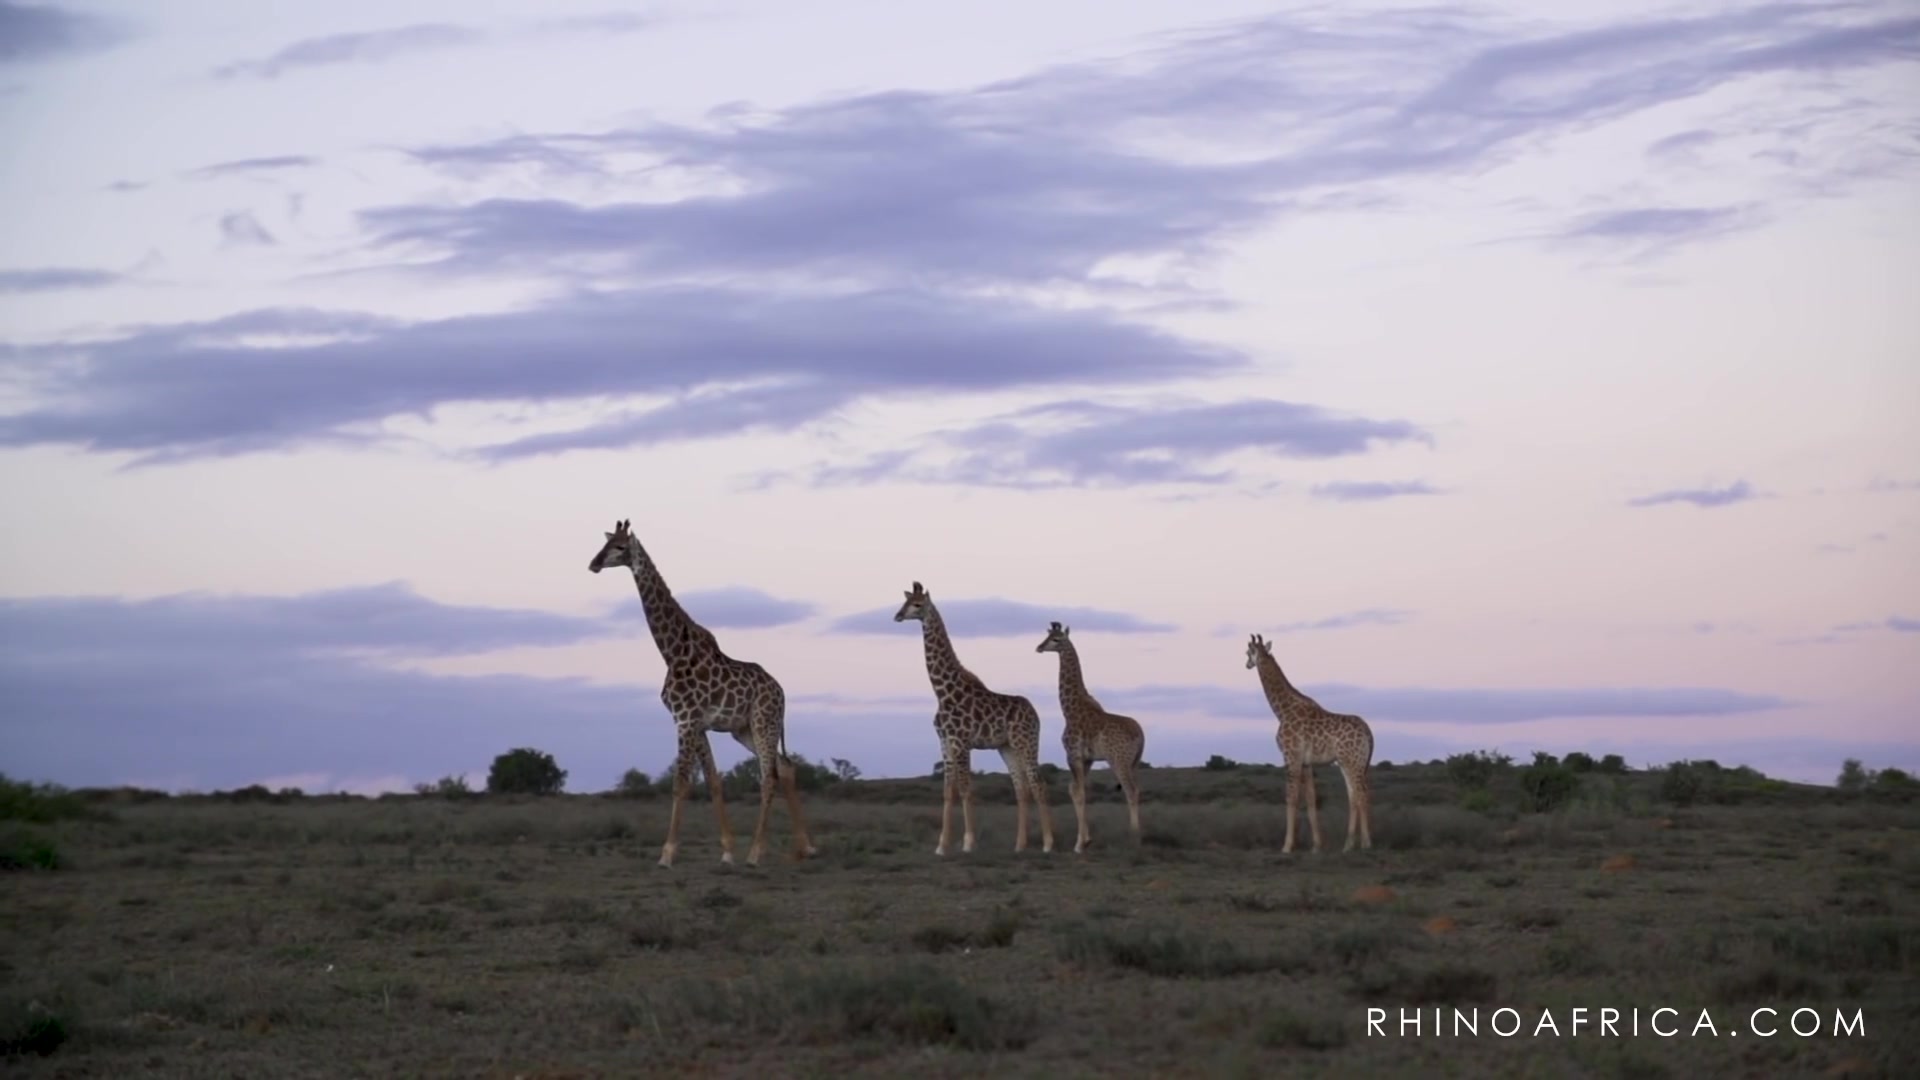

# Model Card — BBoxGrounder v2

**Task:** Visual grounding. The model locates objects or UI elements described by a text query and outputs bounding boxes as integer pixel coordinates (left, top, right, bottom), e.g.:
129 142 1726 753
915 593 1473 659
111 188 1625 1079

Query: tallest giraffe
589 519 816 868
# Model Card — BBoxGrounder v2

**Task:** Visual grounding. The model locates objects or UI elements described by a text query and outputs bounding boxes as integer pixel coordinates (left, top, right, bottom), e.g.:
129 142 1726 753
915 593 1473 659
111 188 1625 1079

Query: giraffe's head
588 519 636 574
1245 633 1273 670
892 581 931 623
1035 621 1071 653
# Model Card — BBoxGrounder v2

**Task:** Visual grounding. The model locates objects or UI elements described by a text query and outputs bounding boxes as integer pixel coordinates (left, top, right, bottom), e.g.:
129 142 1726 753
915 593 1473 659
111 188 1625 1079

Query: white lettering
1453 1008 1478 1037
1534 1010 1561 1036
1833 1009 1865 1038
1571 1007 1588 1036
1491 1008 1521 1037
1791 1008 1819 1037
1600 1007 1620 1037
1750 1008 1776 1037
1367 1008 1385 1037
1400 1009 1422 1037
1652 1008 1678 1037
1692 1010 1718 1037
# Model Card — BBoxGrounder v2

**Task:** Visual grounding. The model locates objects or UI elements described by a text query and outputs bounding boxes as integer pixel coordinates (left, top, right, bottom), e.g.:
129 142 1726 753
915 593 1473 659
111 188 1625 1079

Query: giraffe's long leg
693 732 734 865
1304 764 1323 853
1116 753 1143 842
936 739 961 857
1031 751 1055 854
1067 757 1090 854
955 753 978 855
664 722 718 864
732 729 776 867
779 763 817 859
1355 764 1374 850
1282 760 1301 854
1000 748 1028 853
1339 764 1359 853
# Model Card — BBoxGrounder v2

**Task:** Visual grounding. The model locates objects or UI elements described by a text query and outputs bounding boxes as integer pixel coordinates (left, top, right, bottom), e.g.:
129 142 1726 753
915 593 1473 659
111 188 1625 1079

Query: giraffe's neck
626 541 707 661
1056 639 1094 707
917 603 971 701
1257 654 1310 714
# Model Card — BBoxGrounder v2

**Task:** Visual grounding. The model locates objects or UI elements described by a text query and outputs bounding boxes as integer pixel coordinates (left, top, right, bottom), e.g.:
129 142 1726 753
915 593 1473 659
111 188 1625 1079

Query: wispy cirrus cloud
188 155 319 179
771 399 1431 490
1266 609 1413 633
1311 480 1444 502
1628 480 1758 508
0 1 126 65
826 596 1176 637
213 24 484 80
0 267 120 293
218 211 276 247
210 13 662 81
1555 204 1765 260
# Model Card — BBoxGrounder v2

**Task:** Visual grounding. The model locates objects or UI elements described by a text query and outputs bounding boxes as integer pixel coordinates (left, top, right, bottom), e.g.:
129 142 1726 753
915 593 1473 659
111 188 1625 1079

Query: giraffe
1034 621 1145 853
588 519 817 868
892 581 1055 856
1245 633 1375 853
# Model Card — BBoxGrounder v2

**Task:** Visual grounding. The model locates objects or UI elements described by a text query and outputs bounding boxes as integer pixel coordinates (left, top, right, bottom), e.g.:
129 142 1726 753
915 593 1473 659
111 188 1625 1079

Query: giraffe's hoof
745 851 764 867
720 851 734 866
934 846 948 857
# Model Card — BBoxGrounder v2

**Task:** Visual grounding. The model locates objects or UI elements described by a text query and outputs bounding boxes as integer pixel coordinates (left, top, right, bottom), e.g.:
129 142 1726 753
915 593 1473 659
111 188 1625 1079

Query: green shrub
1837 759 1869 793
1596 754 1628 775
1446 750 1512 791
0 829 63 872
487 748 567 796
614 768 655 799
1204 755 1238 772
1520 753 1579 813
1660 761 1708 807
1562 752 1595 773
0 775 96 823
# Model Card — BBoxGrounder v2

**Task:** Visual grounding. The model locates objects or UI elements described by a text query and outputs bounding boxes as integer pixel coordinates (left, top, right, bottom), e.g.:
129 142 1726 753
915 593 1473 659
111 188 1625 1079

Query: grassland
4 761 1916 1078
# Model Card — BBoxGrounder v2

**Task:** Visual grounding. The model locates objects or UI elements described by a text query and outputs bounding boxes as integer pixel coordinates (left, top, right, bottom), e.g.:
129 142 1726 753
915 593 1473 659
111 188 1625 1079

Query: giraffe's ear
604 532 615 541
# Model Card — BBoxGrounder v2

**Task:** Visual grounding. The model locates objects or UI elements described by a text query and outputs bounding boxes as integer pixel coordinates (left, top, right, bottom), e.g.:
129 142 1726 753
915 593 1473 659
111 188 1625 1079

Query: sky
1 0 1916 795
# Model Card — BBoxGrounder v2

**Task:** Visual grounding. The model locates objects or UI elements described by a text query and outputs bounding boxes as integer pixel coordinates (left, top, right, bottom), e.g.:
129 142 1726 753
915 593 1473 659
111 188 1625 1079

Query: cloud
1554 204 1765 260
1867 478 1920 493
775 398 1430 490
188 155 319 179
0 267 120 293
531 12 658 37
607 585 819 630
1267 609 1413 633
825 596 1176 637
0 587 657 792
218 211 276 246
1829 616 1920 635
1628 480 1757 508
0 289 1237 465
1 581 636 659
213 23 484 80
10 3 1919 470
1310 480 1443 502
0 1 124 65
376 4 1920 286
1101 682 1792 726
